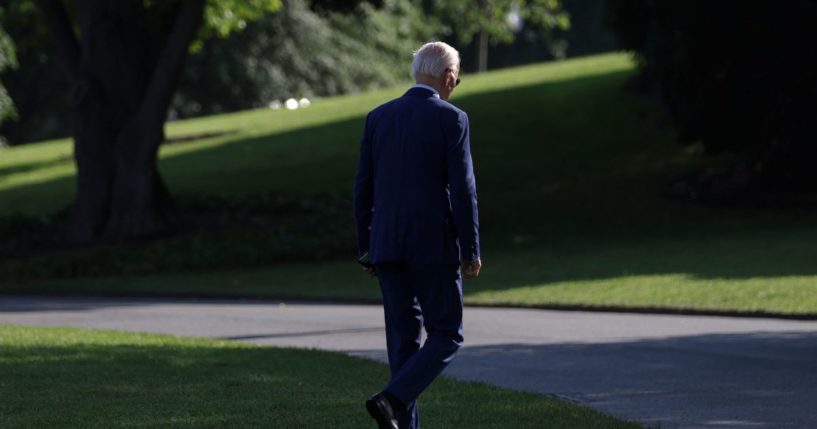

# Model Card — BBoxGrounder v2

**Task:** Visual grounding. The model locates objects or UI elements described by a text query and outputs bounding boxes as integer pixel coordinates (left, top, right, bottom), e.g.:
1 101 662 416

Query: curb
2 290 816 321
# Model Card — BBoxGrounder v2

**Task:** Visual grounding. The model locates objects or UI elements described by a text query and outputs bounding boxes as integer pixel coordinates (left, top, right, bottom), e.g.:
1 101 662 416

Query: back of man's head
412 42 460 79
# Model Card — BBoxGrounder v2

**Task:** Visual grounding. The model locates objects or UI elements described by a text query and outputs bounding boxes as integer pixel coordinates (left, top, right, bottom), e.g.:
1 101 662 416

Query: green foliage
0 10 19 138
0 10 18 73
0 3 69 146
328 0 437 83
0 0 427 142
605 0 817 189
435 0 569 46
204 0 282 37
0 0 283 144
0 193 354 282
174 0 436 116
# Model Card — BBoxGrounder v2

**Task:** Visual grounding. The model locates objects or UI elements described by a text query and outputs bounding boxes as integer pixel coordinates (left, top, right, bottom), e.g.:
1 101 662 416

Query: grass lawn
2 52 817 315
14 246 817 315
0 324 640 428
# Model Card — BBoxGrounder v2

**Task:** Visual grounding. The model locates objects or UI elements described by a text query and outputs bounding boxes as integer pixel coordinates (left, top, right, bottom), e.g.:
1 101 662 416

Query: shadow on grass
163 129 239 145
0 340 384 428
3 69 817 291
3 324 814 427
0 327 639 429
0 155 73 178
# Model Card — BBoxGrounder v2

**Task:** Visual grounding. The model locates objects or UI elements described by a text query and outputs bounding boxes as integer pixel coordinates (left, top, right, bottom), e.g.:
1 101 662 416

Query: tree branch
139 0 205 131
35 0 81 80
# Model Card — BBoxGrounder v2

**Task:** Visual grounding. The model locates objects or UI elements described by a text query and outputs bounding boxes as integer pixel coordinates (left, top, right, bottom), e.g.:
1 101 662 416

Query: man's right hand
462 258 482 279
361 265 377 277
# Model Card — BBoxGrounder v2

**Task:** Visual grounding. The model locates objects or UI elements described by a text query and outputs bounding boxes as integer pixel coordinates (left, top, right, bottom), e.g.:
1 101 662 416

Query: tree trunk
478 28 489 73
37 0 204 244
68 96 176 243
102 118 176 240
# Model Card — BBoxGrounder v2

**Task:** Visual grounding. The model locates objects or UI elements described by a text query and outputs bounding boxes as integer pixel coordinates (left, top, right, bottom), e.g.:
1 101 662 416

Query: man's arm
353 113 375 260
446 110 480 275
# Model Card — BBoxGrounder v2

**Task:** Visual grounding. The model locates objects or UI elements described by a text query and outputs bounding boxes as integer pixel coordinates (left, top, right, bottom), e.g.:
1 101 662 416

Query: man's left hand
462 258 482 279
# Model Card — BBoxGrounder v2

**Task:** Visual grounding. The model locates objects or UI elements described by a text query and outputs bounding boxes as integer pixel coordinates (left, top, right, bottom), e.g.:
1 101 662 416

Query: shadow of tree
0 155 73 178
0 338 382 427
0 325 639 428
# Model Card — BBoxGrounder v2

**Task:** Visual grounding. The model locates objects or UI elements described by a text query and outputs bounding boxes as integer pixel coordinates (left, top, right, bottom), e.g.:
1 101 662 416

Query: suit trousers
374 261 464 429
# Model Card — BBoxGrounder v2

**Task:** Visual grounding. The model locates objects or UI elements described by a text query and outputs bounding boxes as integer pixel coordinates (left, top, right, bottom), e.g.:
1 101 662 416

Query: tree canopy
606 0 817 193
0 0 280 143
433 0 569 71
176 0 435 117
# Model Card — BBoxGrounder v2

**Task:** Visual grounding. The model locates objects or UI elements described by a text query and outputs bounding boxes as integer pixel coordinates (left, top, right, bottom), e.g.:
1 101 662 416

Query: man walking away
353 41 482 429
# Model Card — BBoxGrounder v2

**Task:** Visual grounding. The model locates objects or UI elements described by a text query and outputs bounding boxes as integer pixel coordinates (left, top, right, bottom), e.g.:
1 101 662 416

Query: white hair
411 42 460 79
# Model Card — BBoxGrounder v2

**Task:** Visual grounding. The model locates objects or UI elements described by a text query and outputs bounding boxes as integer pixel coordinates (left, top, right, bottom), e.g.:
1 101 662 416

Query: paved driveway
2 296 816 429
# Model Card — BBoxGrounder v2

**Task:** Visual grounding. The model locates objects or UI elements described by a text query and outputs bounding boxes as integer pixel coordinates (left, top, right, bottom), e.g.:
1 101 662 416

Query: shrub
605 0 817 190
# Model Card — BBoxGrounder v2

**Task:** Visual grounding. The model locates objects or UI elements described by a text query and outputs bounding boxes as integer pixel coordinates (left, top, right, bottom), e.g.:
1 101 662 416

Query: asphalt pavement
1 295 816 429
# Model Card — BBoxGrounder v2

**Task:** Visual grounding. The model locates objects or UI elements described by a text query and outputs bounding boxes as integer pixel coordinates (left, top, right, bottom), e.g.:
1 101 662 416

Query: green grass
0 53 637 214
2 52 817 315
13 244 817 314
0 324 640 428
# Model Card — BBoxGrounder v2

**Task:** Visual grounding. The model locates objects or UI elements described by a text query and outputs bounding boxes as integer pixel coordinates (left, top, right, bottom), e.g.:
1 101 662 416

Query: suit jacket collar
405 84 440 99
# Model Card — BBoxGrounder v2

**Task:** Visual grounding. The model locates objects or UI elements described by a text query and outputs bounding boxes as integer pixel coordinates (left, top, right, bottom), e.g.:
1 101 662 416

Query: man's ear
444 73 454 89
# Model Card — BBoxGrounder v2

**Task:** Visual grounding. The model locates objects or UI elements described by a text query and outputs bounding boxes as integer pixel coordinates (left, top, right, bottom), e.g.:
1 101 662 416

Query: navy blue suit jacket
354 87 480 265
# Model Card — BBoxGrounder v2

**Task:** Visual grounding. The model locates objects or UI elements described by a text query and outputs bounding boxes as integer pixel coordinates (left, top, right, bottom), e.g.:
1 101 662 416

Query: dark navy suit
353 86 480 429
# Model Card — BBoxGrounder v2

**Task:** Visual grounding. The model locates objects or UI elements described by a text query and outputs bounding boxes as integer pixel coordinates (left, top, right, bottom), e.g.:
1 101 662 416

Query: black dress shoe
365 393 398 429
